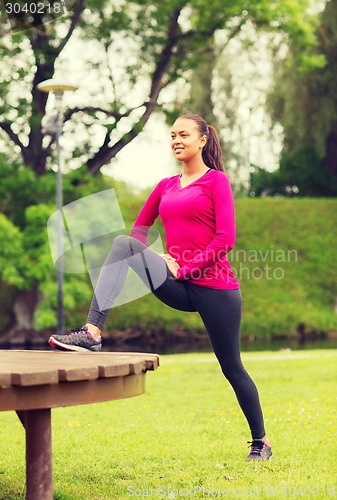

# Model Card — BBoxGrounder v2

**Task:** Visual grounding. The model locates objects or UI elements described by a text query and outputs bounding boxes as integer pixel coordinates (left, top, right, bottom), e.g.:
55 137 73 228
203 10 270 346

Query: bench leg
17 409 53 500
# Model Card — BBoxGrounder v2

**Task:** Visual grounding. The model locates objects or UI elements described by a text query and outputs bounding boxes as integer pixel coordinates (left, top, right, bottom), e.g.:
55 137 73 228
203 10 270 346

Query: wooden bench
0 349 159 499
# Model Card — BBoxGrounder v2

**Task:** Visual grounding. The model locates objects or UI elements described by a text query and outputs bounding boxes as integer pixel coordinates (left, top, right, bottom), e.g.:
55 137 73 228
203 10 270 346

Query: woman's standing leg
188 285 272 459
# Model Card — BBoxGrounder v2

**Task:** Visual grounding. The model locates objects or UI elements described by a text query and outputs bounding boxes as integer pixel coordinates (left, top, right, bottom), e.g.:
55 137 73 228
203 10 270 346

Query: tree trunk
190 40 219 128
3 284 42 345
326 129 337 178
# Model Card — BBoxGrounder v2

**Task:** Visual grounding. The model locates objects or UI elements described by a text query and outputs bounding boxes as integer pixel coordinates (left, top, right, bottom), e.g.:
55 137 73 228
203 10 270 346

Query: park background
0 0 337 351
1 2 337 499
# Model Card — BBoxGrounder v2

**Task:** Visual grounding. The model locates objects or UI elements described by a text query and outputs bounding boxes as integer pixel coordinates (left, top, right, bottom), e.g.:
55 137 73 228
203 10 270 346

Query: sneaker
247 440 272 461
48 326 102 352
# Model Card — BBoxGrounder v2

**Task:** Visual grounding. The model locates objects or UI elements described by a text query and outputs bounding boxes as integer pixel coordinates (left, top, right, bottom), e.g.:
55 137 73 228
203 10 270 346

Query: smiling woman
48 113 272 462
171 114 225 183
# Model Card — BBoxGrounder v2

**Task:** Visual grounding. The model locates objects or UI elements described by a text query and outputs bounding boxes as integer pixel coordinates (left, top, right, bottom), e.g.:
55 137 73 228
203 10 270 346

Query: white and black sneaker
48 326 102 352
247 440 272 461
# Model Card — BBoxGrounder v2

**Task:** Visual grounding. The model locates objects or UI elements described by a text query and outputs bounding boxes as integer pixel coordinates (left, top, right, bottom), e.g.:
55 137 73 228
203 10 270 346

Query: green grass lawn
0 350 336 499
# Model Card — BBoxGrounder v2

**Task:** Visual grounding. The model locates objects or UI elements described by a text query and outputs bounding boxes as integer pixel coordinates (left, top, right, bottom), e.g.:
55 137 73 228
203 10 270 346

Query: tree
0 0 322 339
172 3 323 195
254 0 337 197
0 0 243 175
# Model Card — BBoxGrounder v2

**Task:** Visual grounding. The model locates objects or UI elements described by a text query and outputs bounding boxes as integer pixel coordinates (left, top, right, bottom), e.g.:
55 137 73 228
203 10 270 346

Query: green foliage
21 204 55 284
252 150 337 197
0 149 141 331
0 214 24 288
264 0 337 196
32 172 141 330
0 158 38 227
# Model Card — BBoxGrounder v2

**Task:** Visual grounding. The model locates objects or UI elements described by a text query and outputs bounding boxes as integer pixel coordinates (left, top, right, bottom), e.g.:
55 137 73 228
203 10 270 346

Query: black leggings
87 235 266 440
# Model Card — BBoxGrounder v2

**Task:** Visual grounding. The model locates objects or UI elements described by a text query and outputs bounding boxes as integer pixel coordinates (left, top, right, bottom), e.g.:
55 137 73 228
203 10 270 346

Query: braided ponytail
180 114 225 172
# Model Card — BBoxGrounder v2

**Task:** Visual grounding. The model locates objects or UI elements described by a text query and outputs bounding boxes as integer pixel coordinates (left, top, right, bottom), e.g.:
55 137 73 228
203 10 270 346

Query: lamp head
37 79 78 93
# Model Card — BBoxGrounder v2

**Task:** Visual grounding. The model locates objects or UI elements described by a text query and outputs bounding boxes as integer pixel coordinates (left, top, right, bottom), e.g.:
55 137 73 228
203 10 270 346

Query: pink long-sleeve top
130 168 239 290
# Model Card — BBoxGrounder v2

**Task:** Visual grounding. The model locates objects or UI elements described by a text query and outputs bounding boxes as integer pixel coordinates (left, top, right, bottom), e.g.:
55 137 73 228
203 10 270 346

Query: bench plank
0 350 159 387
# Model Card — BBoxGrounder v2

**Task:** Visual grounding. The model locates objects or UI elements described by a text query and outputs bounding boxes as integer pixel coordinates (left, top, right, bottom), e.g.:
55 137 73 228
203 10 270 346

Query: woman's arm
130 178 168 245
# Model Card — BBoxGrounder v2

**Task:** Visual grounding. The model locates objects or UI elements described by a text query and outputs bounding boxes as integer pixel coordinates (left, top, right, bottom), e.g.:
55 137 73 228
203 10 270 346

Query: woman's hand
160 253 181 279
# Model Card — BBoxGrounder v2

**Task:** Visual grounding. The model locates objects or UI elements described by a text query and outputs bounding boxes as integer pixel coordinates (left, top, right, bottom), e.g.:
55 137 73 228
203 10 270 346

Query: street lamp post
37 80 78 335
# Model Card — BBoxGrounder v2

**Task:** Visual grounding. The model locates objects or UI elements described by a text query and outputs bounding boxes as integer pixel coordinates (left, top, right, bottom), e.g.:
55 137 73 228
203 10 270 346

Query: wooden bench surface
0 349 160 499
0 350 159 388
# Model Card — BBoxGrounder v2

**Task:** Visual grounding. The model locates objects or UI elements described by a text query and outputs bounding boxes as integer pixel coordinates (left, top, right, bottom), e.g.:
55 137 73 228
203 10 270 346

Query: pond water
99 337 337 355
3 337 337 354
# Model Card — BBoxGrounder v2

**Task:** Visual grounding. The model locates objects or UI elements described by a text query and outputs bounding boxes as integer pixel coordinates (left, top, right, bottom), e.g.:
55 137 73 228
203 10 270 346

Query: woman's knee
114 234 132 247
104 234 134 264
218 358 246 383
111 234 134 254
109 234 150 268
113 234 145 252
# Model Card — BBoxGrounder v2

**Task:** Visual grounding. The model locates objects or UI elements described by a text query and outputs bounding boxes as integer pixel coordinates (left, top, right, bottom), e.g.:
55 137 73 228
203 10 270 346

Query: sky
102 115 177 191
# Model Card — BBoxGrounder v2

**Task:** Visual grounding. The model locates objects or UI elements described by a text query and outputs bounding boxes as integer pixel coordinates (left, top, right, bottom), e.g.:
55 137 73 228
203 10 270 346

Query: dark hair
179 113 225 172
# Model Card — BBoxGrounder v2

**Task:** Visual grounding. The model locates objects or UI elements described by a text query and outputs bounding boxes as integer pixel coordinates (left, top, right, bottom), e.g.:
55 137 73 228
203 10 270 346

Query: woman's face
170 118 206 163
